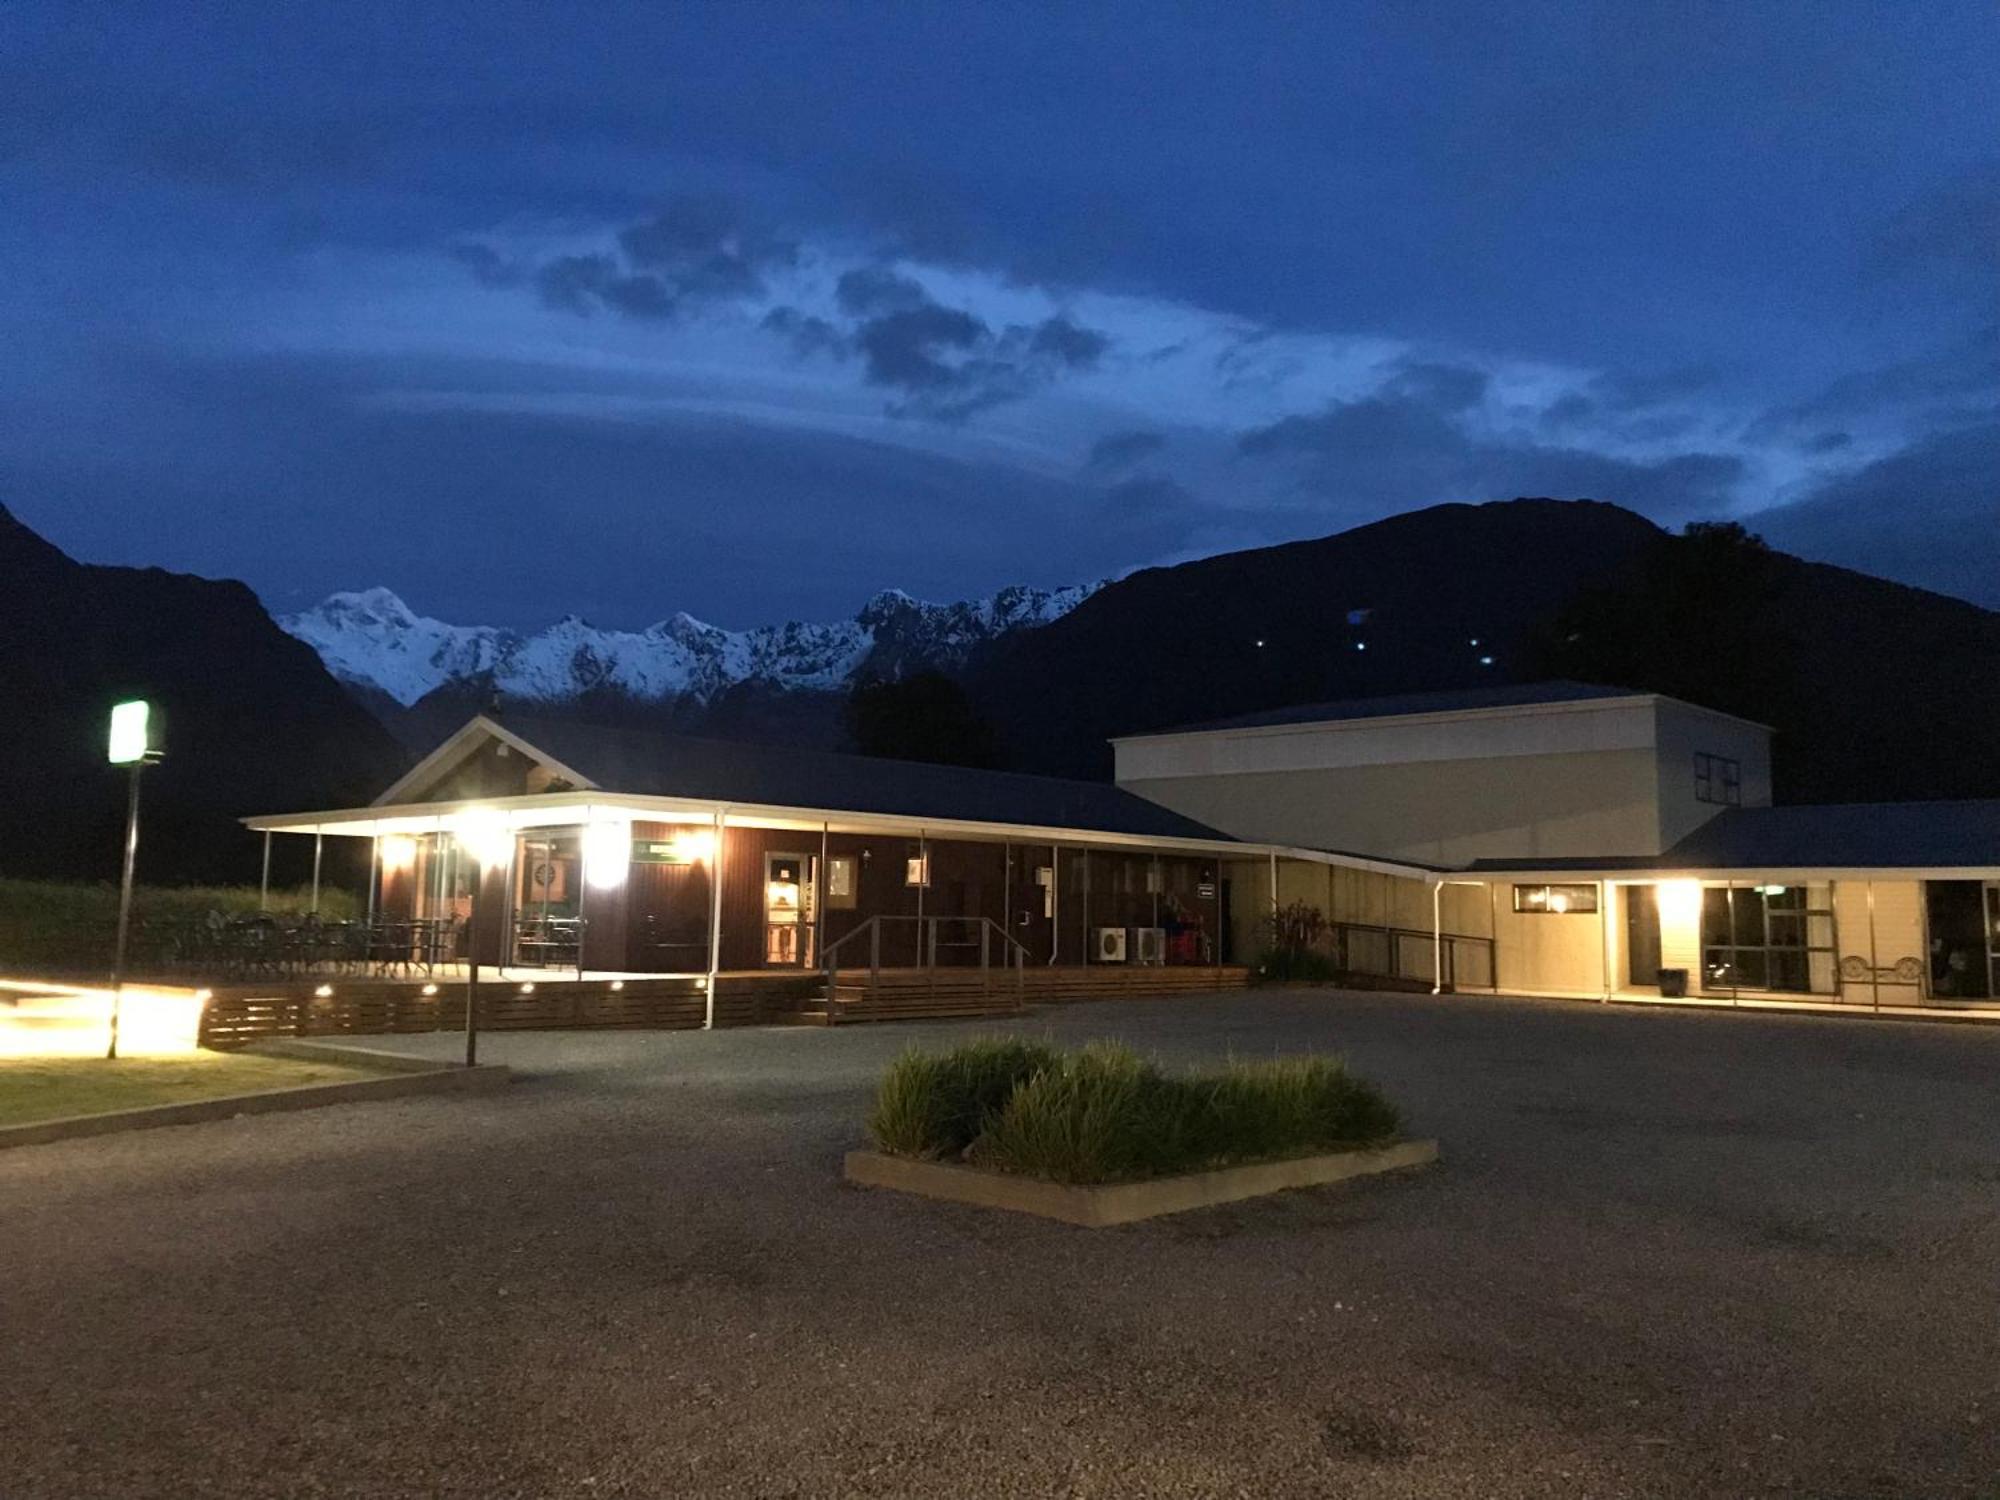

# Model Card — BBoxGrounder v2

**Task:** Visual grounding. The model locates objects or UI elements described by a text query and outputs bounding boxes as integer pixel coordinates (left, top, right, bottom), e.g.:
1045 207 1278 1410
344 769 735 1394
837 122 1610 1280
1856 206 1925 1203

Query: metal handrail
821 915 1032 1016
1328 919 1495 990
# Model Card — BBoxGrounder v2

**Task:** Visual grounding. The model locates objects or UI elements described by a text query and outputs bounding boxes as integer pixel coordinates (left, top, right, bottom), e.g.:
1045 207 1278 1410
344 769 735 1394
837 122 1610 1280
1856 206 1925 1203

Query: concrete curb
844 1138 1439 1227
0 1055 511 1152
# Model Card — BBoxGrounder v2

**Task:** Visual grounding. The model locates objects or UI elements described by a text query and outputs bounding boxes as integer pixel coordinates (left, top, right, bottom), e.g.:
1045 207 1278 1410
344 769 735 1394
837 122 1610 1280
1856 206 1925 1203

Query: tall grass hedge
866 1036 1401 1185
0 879 357 974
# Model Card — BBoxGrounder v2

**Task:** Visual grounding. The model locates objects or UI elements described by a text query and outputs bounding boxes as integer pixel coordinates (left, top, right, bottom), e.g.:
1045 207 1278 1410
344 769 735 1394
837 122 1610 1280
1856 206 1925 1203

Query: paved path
6 990 1998 1497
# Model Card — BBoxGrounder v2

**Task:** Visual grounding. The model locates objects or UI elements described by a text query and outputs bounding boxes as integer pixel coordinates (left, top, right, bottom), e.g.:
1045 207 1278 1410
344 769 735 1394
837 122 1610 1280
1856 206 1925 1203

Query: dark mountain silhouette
966 498 2000 804
0 505 406 883
10 496 1997 893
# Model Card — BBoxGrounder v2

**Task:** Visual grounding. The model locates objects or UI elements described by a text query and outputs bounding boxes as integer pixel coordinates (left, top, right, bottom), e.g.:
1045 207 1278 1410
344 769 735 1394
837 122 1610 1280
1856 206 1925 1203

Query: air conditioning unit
1094 926 1128 963
1133 926 1166 965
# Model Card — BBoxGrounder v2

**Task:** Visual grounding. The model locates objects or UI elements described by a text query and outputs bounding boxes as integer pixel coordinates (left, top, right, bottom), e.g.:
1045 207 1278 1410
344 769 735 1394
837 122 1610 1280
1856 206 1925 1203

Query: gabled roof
1466 800 2000 874
392 714 1238 843
1132 680 1767 737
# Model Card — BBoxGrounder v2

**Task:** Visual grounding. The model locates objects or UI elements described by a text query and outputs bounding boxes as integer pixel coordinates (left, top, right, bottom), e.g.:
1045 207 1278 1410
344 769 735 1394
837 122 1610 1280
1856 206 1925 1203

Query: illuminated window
905 853 930 887
827 855 858 910
1513 883 1599 915
1694 753 1741 806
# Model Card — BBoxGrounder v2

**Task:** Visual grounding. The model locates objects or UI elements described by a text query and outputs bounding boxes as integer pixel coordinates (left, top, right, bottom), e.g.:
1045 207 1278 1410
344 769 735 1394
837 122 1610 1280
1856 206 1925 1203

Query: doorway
763 852 817 967
1624 884 1662 990
1924 881 1998 1000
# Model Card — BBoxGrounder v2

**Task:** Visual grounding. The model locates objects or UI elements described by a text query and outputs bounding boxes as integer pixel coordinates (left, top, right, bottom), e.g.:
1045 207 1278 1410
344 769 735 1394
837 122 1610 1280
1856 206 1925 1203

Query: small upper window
1694 753 1742 806
905 853 930 888
1513 883 1599 915
826 855 858 909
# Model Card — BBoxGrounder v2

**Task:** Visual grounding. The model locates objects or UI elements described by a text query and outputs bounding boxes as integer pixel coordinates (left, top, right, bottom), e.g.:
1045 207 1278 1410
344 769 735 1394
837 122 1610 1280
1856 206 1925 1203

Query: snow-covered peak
281 591 513 706
281 578 1101 710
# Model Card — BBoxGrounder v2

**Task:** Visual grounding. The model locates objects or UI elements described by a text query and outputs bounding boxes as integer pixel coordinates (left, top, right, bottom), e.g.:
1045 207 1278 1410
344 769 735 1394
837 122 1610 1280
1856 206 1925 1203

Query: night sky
4 3 1996 628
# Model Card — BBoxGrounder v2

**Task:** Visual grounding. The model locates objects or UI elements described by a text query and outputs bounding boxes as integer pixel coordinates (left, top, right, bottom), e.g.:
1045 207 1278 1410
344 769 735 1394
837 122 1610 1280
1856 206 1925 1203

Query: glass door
764 852 816 966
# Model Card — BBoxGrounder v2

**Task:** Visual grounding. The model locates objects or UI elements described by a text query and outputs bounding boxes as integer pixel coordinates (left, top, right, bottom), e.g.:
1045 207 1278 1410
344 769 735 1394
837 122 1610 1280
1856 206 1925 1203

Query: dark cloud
835 265 931 316
1031 316 1109 369
1095 475 1202 551
1084 429 1167 472
535 254 616 315
513 194 797 322
844 291 1112 421
1592 364 1725 411
1755 423 2000 608
1383 361 1488 413
1748 327 2000 441
857 304 989 392
1876 162 2000 290
1237 393 1744 523
761 306 846 358
448 242 523 288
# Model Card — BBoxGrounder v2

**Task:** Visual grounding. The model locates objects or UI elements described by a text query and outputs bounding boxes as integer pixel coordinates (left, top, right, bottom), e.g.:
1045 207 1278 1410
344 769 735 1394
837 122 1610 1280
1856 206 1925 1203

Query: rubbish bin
1657 967 1689 998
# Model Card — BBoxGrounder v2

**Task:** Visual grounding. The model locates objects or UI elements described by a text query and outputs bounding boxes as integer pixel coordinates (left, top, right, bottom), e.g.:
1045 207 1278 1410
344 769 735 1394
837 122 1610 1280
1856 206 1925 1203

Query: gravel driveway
6 989 1998 1498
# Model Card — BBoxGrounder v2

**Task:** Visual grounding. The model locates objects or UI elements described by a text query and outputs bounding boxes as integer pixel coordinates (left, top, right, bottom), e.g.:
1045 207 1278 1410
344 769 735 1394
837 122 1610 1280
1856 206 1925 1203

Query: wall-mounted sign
1197 882 1216 900
632 839 693 865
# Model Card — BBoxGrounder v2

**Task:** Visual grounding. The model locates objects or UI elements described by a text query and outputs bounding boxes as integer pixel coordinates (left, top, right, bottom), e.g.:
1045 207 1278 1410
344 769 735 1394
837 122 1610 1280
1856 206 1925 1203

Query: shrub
1255 899 1340 984
0 879 359 974
873 1038 1404 1185
866 1035 1061 1159
1255 945 1342 984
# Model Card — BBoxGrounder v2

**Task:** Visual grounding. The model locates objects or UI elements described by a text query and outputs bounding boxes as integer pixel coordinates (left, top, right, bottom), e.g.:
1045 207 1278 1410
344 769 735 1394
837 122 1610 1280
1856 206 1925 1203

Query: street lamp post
105 700 162 1060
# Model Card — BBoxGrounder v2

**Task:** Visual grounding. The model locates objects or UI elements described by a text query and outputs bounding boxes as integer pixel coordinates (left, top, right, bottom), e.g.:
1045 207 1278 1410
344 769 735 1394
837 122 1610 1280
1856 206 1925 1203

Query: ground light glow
0 979 204 1058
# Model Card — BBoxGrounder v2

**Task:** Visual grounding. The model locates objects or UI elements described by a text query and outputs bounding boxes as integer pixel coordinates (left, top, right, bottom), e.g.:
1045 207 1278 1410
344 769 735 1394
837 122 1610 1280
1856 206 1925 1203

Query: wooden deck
194 965 1251 1047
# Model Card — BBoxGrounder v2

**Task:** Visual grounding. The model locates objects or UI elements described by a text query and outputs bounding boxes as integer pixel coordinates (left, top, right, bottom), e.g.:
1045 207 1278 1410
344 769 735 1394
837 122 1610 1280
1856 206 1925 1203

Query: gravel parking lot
6 989 1998 1498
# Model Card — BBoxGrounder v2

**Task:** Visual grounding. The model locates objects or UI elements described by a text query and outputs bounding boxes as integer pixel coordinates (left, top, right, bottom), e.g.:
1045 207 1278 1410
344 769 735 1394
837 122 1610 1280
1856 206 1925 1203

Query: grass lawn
0 1052 383 1128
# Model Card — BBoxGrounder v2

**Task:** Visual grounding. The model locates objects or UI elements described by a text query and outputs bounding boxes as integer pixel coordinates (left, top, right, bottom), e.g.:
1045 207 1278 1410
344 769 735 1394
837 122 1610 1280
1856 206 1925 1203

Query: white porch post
259 831 272 912
1599 879 1614 1001
310 830 323 915
367 834 380 925
703 806 727 1029
1431 879 1444 995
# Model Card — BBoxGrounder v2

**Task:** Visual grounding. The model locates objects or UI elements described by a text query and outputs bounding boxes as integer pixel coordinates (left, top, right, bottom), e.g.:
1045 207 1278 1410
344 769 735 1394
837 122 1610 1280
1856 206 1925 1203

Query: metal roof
1466 800 2000 874
1137 681 1653 737
475 714 1239 843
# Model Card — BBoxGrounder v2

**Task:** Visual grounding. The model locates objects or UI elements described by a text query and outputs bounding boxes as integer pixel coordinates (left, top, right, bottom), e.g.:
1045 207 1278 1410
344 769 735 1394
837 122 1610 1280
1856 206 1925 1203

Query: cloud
1084 429 1167 472
1755 422 2000 609
835 265 931 316
1382 360 1488 413
1877 161 2000 287
502 194 799 322
1236 390 1745 523
842 286 1112 421
448 242 523 288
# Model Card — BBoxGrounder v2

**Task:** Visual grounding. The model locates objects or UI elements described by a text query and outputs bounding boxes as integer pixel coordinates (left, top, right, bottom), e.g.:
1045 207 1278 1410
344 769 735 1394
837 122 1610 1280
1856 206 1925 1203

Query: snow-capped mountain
279 581 1100 710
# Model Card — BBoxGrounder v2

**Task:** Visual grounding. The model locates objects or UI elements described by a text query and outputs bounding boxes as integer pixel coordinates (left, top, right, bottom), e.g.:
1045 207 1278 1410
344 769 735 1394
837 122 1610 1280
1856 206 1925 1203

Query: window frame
1512 882 1600 915
1694 752 1742 807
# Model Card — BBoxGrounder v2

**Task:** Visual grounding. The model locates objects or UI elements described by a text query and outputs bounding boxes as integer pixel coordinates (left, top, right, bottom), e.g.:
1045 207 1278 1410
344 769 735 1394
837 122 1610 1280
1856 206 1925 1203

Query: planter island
844 1036 1436 1227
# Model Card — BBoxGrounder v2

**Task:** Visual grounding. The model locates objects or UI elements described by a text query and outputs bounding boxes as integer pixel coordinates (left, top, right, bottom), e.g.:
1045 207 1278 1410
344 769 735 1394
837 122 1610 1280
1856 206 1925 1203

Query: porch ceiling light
381 834 418 871
452 808 514 868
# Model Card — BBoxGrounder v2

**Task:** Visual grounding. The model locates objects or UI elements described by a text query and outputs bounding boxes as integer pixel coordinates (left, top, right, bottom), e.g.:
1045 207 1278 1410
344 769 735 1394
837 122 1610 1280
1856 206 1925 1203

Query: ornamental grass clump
866 1036 1060 1159
867 1038 1404 1185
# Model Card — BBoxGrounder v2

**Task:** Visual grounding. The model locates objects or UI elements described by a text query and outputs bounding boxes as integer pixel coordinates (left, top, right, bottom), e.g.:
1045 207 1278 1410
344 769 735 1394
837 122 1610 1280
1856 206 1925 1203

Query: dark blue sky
3 2 1995 628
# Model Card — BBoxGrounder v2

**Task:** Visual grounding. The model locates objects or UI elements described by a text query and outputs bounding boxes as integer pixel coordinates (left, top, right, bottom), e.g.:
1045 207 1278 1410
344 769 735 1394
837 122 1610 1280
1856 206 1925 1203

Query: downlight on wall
584 819 632 891
1657 880 1703 928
